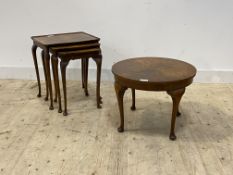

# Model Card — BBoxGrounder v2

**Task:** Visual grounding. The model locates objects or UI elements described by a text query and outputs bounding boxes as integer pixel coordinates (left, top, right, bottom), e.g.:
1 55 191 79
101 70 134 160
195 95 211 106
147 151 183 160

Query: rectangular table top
31 32 100 47
55 48 101 60
50 43 100 54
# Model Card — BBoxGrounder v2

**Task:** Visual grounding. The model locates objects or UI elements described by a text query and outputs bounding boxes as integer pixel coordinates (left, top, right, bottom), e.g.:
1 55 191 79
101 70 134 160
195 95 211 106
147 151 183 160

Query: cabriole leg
114 81 127 132
167 88 185 140
44 49 54 110
52 55 62 113
131 89 136 111
93 56 102 108
41 50 49 101
84 58 89 96
31 44 41 97
60 60 70 116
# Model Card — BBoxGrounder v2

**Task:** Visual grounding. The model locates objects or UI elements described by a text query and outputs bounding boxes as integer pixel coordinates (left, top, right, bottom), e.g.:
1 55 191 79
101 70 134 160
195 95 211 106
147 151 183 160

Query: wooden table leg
60 60 70 116
131 89 136 111
93 56 102 108
52 55 62 113
44 49 54 110
31 44 41 97
114 81 127 132
81 58 85 89
167 88 185 140
84 58 89 96
41 50 49 101
51 55 57 103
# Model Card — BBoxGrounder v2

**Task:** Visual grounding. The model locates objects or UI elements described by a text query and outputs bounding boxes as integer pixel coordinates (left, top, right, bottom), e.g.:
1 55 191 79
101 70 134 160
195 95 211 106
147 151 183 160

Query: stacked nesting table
31 32 102 115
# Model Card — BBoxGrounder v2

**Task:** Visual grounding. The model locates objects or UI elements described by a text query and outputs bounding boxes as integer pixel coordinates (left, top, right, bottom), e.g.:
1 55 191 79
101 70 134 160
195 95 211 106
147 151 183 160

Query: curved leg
92 56 102 108
51 55 57 103
131 88 136 111
84 58 89 96
31 44 41 97
81 58 85 89
41 50 49 101
167 88 185 140
114 81 127 132
60 60 70 116
44 49 54 110
52 55 62 113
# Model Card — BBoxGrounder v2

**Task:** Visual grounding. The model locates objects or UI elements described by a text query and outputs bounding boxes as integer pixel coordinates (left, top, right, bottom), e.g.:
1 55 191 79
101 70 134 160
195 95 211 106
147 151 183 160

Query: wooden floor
0 80 232 175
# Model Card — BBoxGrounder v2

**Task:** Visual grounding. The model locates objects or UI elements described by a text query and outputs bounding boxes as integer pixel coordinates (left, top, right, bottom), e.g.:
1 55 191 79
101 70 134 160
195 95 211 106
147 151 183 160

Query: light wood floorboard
0 80 232 175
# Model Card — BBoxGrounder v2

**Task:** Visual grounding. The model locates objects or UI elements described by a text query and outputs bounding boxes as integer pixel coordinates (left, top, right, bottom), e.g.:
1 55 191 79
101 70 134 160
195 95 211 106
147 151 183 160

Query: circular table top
112 57 197 91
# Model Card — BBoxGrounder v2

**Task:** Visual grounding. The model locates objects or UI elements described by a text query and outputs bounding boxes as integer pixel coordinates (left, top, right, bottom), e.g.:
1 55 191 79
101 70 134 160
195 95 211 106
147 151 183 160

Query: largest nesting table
112 57 196 140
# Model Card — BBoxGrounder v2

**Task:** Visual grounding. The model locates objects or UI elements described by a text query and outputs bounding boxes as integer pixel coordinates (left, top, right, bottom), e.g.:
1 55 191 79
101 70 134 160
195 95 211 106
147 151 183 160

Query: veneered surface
32 32 99 46
112 57 196 84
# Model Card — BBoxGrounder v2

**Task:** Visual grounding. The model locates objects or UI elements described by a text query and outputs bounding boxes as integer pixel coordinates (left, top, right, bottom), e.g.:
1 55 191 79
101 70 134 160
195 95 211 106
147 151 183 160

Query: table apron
114 76 194 91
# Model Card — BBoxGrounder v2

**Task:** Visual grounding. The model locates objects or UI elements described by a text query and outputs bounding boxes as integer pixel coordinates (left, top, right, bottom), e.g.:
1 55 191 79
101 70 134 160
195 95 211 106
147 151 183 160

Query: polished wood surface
50 43 100 52
112 57 196 140
112 57 196 91
54 48 101 60
31 32 99 48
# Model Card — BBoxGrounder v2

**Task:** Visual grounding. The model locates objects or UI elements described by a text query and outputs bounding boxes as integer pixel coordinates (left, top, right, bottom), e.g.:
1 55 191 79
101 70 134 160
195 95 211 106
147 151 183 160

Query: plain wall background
0 0 233 82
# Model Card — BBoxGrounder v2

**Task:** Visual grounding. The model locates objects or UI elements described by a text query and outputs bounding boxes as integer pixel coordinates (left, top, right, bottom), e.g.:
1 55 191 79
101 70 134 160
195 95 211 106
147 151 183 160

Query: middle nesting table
50 43 102 116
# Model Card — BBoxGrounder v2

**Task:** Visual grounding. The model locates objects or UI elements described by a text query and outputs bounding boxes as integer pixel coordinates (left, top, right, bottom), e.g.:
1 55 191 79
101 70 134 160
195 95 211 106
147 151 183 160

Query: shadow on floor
108 97 232 142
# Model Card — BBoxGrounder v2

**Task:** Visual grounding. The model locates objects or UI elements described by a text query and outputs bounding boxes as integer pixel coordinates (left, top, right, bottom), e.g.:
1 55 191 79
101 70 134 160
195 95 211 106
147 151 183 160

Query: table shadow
108 98 233 142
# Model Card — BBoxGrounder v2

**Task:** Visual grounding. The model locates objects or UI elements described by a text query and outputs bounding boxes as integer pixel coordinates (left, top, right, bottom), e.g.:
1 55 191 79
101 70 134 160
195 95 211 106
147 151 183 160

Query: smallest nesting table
112 57 196 140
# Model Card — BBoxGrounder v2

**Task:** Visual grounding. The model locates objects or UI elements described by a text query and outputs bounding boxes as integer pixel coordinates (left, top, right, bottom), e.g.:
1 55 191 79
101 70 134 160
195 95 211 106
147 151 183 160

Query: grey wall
0 0 233 82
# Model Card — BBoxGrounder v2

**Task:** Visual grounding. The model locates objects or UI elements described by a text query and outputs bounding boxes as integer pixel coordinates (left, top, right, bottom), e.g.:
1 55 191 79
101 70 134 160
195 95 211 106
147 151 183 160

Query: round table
112 57 196 140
